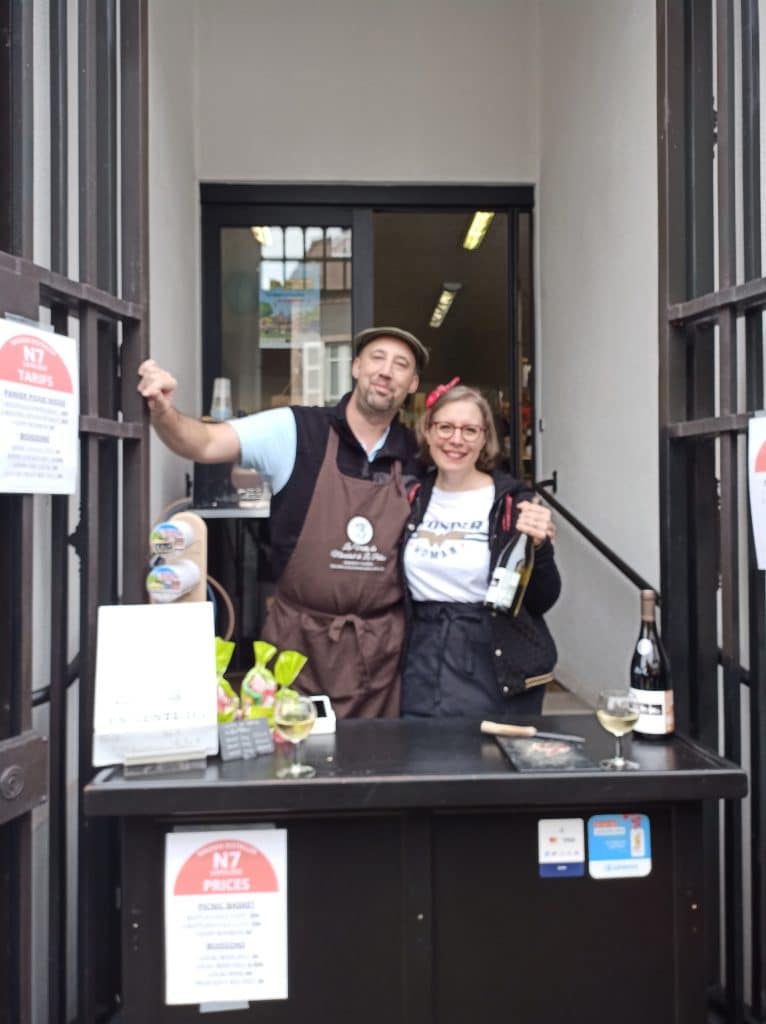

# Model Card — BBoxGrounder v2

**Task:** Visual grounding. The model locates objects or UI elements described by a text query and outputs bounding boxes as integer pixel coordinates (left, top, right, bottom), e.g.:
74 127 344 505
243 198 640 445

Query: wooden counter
84 716 747 1024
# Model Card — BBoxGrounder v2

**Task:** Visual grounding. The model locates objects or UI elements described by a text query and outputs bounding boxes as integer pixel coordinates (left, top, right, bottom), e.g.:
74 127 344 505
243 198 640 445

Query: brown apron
261 428 410 718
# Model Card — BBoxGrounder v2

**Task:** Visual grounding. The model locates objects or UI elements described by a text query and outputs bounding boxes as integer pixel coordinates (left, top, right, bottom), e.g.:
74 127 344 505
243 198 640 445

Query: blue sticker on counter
537 818 585 877
587 813 652 879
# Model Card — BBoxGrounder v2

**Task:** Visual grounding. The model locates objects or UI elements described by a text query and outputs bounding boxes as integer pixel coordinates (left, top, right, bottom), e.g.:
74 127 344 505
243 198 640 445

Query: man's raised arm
137 359 241 464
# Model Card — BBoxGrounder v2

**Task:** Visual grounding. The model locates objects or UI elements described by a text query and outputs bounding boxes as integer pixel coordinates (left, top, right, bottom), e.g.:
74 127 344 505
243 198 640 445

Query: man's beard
357 382 396 415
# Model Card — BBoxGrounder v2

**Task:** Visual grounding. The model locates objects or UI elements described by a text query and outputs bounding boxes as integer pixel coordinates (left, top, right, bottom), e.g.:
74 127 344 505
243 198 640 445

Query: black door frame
657 1 765 1020
200 183 535 478
0 3 150 1022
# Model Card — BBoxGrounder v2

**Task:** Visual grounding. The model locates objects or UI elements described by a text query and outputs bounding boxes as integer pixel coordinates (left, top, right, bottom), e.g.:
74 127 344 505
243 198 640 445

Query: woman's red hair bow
425 377 460 409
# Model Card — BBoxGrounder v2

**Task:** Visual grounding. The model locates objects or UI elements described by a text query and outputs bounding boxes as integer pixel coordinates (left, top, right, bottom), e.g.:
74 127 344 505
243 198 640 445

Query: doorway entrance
200 185 535 657
201 184 535 479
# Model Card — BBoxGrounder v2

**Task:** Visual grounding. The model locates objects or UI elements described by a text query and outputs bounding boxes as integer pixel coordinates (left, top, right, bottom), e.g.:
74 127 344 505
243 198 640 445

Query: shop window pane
261 260 285 289
258 225 283 259
285 226 304 259
220 226 352 414
327 226 351 257
285 260 305 288
326 343 352 404
305 227 325 258
302 262 323 291
326 261 345 290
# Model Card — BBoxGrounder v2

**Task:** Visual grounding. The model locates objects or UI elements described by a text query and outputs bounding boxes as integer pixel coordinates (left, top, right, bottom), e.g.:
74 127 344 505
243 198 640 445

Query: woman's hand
516 500 555 548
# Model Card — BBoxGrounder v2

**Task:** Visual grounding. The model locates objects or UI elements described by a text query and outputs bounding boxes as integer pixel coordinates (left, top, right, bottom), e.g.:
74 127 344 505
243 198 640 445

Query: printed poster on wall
0 320 79 494
164 829 288 1006
260 262 321 350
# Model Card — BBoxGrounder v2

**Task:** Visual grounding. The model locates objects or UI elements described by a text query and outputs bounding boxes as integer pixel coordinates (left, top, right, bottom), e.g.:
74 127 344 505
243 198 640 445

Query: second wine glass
273 691 317 779
596 689 640 770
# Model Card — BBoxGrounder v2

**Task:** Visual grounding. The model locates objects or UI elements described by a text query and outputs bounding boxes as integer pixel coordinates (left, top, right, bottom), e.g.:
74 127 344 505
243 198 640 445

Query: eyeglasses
430 421 485 443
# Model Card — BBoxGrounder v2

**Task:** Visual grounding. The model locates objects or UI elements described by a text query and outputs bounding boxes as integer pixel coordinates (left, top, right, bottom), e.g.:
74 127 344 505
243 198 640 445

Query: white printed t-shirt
403 485 493 603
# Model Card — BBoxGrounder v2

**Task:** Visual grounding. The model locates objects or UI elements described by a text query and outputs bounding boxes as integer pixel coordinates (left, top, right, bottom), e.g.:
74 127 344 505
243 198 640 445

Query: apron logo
331 518 386 573
346 516 374 545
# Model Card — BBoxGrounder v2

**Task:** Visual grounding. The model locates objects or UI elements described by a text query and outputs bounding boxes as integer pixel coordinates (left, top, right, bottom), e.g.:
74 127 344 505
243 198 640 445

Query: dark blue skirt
402 601 546 718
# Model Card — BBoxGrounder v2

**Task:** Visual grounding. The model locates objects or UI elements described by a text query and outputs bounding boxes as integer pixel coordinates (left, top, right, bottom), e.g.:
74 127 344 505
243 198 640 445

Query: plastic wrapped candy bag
241 640 278 722
215 637 239 723
273 650 308 696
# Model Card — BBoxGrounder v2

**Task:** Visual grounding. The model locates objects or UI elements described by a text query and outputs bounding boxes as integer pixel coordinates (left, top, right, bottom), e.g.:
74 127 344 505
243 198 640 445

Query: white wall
148 0 201 519
195 0 540 184
537 0 659 705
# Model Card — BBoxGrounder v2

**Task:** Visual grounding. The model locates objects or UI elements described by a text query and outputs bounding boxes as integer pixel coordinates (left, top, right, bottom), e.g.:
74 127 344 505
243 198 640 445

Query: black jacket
403 469 561 700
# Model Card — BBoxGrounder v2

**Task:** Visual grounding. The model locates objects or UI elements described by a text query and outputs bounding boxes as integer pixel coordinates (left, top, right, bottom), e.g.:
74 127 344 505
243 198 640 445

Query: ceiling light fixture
462 211 495 251
429 282 462 328
250 225 273 247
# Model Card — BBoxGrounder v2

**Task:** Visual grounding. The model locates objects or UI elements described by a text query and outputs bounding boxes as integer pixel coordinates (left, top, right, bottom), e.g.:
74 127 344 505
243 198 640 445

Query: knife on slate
480 720 586 744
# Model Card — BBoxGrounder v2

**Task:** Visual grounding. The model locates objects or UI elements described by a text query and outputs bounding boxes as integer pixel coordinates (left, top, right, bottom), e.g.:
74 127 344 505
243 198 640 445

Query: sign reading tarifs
0 322 79 495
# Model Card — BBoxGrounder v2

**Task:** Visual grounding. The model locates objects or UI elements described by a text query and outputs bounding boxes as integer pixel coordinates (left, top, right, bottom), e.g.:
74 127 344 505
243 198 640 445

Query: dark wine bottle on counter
629 589 674 737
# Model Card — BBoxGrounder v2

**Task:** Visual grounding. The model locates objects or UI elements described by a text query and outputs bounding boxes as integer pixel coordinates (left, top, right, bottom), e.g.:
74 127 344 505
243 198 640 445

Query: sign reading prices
164 830 288 1006
0 321 79 494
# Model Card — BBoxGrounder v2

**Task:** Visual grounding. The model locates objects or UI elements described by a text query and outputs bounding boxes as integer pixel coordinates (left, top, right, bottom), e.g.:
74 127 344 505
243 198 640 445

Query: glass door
203 208 354 418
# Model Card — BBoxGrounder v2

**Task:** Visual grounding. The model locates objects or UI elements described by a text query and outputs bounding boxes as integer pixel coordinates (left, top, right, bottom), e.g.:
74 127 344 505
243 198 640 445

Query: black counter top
83 715 747 817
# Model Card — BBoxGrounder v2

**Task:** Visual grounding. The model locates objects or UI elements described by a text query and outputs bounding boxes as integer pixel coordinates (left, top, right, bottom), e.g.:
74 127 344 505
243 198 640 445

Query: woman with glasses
401 379 561 716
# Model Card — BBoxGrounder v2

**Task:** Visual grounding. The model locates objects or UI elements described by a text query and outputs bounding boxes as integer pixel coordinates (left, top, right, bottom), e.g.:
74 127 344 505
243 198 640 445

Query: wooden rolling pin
480 720 586 744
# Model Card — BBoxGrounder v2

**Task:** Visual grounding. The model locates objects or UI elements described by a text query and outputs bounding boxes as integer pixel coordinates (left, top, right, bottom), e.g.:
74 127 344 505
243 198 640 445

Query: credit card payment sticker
537 818 585 877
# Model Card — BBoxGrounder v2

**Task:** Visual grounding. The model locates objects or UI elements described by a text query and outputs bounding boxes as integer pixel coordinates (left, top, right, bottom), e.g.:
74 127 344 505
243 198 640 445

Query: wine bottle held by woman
629 589 675 738
484 495 541 615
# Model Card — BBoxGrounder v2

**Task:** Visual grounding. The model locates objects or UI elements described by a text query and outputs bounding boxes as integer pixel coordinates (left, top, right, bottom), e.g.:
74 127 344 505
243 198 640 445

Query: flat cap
353 326 429 373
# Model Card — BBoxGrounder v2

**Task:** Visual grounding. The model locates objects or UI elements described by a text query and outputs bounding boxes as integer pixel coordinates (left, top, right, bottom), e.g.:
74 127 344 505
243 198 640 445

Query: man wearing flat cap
138 327 428 717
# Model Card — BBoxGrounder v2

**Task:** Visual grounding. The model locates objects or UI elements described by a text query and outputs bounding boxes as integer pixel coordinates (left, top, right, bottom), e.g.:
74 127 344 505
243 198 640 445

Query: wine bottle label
484 566 520 611
629 687 674 735
484 568 503 606
497 567 520 608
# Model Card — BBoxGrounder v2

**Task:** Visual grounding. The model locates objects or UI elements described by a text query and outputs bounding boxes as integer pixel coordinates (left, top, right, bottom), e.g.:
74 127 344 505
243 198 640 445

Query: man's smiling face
351 336 419 417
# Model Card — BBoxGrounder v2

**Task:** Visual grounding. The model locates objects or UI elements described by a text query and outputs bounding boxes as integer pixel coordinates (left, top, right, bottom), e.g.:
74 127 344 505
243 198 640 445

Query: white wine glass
596 689 640 770
274 691 318 779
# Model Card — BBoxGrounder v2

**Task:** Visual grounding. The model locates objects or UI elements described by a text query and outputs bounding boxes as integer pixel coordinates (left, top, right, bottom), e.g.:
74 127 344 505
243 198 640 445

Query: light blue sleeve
227 407 296 495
